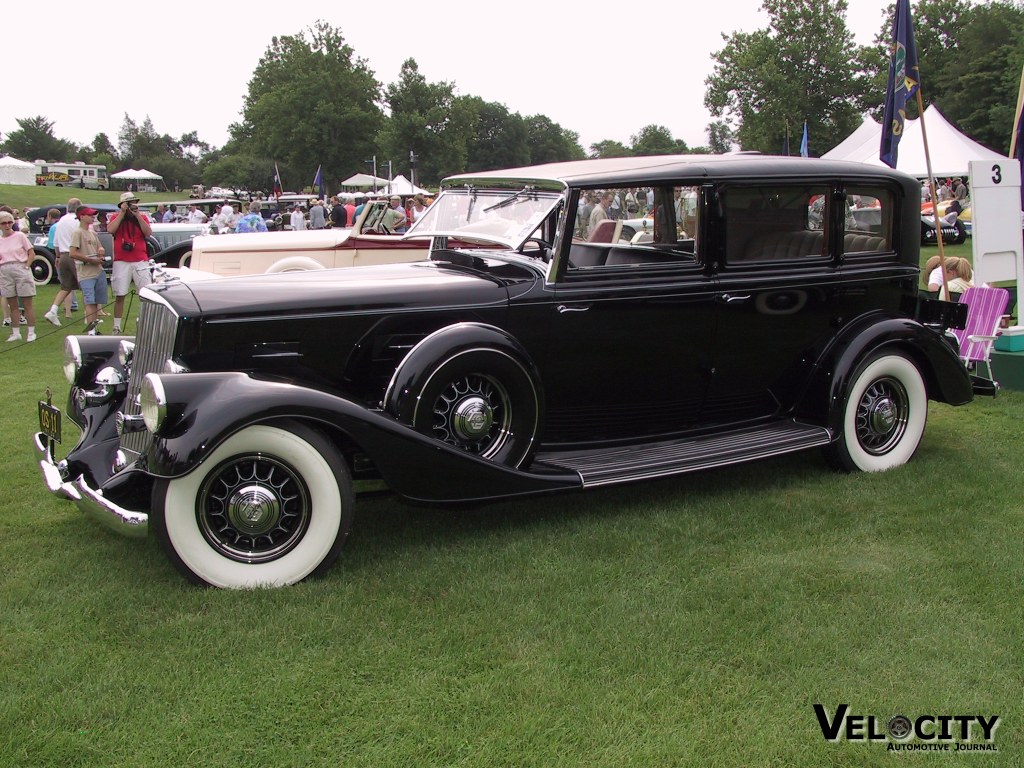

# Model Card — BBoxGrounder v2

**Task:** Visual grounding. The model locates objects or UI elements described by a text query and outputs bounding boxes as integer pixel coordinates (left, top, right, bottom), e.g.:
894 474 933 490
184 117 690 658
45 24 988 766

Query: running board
536 421 833 487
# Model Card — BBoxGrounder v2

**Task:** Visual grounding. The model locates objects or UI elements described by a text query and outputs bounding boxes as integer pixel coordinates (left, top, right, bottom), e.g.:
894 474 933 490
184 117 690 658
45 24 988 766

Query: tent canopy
111 168 163 180
822 105 1005 178
384 174 430 196
0 154 37 185
340 172 390 189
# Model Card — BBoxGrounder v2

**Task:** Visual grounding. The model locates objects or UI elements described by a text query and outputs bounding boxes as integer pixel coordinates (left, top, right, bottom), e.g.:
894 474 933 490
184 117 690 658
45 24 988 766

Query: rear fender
798 316 973 430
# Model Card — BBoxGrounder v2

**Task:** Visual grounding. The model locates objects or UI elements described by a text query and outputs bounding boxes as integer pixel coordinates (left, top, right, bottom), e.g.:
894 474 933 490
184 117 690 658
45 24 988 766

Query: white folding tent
384 174 430 196
0 155 38 185
823 105 1006 177
340 172 390 190
111 168 163 181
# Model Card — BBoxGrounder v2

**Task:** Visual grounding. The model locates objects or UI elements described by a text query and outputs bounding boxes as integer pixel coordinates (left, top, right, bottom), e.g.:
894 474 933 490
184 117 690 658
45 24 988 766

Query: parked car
921 212 968 245
181 199 431 275
35 155 975 589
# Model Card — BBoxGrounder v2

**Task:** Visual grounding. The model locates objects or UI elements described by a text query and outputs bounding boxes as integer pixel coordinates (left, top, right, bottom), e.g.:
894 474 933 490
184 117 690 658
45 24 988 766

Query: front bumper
34 432 149 538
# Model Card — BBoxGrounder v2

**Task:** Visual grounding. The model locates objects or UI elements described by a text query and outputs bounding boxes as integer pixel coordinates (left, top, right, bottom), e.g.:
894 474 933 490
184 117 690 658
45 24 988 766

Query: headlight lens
140 373 168 433
63 336 83 385
117 340 135 366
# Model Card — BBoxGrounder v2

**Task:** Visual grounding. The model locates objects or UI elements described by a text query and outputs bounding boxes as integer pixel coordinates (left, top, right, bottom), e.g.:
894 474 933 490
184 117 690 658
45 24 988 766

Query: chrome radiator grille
119 298 179 456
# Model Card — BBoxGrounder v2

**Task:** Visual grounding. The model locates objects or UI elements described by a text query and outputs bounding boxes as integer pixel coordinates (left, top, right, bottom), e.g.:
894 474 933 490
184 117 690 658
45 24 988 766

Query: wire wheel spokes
430 373 512 458
198 454 311 562
854 376 909 456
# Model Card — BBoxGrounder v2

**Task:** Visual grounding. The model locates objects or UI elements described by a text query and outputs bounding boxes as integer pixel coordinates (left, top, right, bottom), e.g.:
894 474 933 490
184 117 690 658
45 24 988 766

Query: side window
843 186 893 254
722 185 830 264
566 184 700 271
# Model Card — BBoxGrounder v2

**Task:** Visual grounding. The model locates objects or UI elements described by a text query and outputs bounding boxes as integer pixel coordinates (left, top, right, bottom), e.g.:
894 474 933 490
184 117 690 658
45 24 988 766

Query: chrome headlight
63 336 83 385
75 366 126 408
117 340 135 366
140 373 168 433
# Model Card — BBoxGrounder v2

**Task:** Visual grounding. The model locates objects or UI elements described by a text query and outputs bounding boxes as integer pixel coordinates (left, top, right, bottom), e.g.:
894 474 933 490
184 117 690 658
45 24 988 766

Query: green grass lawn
0 182 187 213
3 284 1022 765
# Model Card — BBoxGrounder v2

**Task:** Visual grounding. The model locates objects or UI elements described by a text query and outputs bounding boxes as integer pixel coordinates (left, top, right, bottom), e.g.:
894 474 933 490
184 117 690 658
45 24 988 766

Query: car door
543 236 718 445
703 183 843 424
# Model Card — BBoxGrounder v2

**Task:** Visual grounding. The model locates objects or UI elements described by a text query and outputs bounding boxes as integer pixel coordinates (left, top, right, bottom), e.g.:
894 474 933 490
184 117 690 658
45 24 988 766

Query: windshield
405 186 563 249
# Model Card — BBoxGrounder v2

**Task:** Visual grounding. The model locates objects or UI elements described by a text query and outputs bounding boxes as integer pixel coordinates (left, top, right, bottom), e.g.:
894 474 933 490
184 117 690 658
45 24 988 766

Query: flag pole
917 94 952 301
1010 63 1024 159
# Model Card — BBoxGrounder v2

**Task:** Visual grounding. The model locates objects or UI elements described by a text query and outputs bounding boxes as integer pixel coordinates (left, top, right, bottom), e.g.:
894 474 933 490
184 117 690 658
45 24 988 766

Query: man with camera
106 191 153 334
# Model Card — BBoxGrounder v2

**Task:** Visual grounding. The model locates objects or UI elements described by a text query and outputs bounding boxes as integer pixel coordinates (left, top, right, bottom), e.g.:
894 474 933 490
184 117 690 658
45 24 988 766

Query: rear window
722 185 830 264
843 186 893 255
721 183 894 264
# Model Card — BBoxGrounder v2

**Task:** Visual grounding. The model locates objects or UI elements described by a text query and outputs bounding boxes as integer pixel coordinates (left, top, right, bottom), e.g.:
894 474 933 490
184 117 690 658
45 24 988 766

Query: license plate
38 401 62 443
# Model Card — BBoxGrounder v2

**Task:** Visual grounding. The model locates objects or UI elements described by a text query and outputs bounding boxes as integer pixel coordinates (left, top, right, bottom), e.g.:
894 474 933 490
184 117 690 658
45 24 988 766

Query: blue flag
313 165 325 200
800 121 809 158
880 0 921 168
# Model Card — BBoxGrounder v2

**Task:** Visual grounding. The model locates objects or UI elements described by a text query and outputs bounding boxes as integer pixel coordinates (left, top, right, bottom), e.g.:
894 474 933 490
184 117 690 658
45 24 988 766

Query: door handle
557 304 591 313
719 293 752 304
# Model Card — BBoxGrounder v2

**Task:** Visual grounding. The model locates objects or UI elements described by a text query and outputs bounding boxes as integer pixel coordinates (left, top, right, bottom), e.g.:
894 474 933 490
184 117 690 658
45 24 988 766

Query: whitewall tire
153 421 352 588
827 353 927 473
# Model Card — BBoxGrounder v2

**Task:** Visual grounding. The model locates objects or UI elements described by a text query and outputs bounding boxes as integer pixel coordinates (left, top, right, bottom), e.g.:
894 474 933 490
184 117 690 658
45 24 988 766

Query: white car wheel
828 353 927 472
153 421 352 588
265 257 326 273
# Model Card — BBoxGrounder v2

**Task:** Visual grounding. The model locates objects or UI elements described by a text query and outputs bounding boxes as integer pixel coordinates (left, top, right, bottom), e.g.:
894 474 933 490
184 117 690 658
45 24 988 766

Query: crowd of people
576 186 699 240
921 177 970 204
1 193 156 340
195 192 432 235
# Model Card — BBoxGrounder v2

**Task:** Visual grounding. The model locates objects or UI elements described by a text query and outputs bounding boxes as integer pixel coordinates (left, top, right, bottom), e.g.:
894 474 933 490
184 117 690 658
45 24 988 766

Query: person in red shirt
105 191 152 334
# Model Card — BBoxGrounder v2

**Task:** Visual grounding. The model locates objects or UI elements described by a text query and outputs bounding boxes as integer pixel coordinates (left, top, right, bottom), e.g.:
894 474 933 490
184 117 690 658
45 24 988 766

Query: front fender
146 372 578 503
798 316 972 429
383 321 543 418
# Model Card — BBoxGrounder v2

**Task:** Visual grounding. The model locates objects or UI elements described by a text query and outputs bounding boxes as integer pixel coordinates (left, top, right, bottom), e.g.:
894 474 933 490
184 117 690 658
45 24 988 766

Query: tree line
3 2 1022 192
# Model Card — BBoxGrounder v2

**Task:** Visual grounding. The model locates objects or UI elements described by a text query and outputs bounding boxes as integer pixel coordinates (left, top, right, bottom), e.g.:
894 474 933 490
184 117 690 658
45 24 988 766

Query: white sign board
969 159 1022 307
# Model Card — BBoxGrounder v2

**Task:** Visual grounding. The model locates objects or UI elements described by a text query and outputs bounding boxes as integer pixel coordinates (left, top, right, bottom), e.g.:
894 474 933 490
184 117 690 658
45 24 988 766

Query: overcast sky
4 1 893 160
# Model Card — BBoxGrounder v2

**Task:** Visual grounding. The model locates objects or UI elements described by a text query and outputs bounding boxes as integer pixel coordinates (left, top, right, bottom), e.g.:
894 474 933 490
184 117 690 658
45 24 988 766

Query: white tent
384 174 430 196
822 105 1006 177
0 155 37 186
111 168 163 181
340 172 390 190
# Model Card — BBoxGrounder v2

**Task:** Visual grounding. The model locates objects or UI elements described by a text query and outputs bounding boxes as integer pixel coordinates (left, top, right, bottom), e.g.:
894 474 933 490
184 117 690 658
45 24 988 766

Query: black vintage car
35 156 975 588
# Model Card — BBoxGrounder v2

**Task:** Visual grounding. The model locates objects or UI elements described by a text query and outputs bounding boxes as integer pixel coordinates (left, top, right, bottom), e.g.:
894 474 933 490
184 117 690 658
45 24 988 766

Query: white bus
34 161 109 189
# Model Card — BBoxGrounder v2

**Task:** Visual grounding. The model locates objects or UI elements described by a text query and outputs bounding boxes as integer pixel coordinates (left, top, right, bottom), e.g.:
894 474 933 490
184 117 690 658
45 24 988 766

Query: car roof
442 154 916 191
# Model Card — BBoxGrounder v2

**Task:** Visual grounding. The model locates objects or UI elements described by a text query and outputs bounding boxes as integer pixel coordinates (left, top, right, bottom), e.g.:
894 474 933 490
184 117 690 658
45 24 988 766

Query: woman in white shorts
0 210 37 342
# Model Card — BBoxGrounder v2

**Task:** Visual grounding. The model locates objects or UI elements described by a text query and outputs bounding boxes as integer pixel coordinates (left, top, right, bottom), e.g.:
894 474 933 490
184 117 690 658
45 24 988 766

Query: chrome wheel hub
855 377 909 456
225 484 282 536
452 397 494 441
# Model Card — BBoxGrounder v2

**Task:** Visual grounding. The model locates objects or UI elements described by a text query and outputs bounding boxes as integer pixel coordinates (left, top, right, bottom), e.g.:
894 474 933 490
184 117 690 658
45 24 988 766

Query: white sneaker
43 309 61 327
26 329 36 342
6 330 21 342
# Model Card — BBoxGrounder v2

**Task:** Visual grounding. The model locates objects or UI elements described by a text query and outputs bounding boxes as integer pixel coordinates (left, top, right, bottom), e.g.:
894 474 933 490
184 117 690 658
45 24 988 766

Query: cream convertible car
179 200 431 276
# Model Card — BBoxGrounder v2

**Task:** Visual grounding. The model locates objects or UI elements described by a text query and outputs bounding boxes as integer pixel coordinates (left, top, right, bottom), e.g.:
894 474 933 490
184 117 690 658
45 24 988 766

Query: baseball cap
77 207 99 217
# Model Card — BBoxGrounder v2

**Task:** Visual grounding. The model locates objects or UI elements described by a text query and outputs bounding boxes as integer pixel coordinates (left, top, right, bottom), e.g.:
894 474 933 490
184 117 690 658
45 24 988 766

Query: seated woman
939 257 973 300
924 254 944 292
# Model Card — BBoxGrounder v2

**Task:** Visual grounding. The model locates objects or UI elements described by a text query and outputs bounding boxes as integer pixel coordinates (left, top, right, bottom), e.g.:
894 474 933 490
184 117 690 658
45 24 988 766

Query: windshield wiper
483 186 537 213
